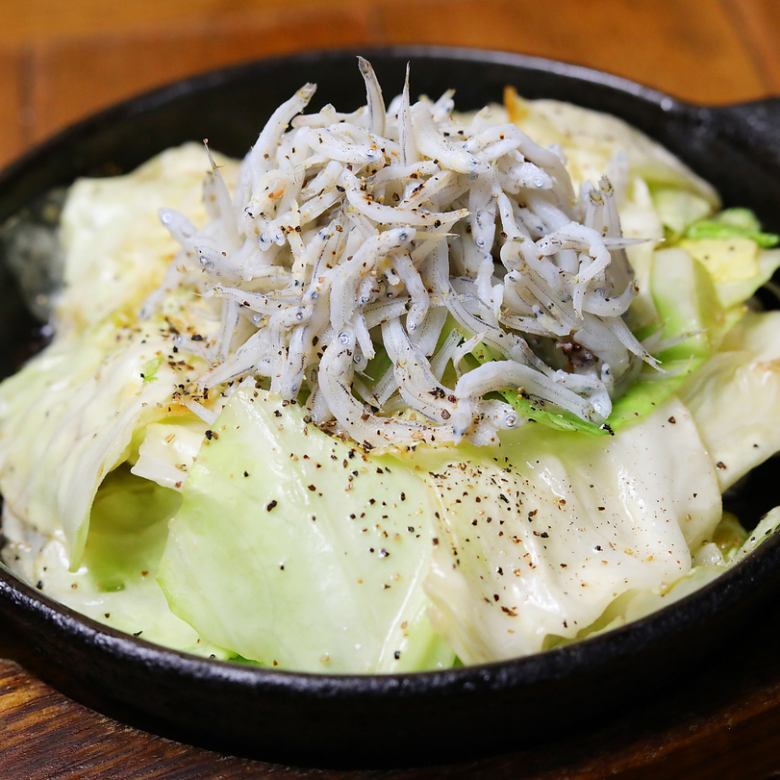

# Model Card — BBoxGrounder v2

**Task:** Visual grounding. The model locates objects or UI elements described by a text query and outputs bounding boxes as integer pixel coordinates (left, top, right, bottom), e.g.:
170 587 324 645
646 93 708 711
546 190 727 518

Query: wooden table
1 1 779 776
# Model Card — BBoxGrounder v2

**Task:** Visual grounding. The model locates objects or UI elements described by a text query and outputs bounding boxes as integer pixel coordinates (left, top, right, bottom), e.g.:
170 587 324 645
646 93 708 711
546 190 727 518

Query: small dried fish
152 58 648 448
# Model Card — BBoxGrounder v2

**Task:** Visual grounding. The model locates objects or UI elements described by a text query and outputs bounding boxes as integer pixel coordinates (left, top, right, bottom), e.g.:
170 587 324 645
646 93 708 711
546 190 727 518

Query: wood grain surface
1 1 779 777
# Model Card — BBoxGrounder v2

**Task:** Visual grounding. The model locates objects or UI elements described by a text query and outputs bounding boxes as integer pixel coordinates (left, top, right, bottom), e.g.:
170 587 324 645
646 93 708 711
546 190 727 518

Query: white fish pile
146 58 655 448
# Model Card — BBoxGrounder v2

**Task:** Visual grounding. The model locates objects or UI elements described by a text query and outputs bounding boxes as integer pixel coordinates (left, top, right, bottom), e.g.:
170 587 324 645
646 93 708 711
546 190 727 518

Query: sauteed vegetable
2 60 779 672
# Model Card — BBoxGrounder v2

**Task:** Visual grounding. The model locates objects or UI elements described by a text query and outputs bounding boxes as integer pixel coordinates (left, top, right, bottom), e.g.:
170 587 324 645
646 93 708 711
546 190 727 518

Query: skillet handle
708 98 780 176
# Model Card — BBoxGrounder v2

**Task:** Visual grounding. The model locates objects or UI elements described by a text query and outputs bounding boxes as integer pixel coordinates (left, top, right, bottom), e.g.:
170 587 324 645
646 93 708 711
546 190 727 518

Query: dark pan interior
0 47 779 765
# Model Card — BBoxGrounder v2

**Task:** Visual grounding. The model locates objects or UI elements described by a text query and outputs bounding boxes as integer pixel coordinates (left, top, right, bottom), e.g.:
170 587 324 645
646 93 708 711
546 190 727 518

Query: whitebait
150 59 651 448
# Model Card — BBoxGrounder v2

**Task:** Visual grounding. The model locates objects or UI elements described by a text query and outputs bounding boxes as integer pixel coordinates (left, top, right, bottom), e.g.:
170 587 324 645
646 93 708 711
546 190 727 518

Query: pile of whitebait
147 58 655 449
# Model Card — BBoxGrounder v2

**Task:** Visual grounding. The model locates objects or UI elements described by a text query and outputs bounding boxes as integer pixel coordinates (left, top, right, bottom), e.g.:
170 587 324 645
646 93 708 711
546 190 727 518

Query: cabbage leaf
59 144 237 332
1 468 230 658
681 310 780 490
158 382 455 673
421 399 721 663
0 323 186 566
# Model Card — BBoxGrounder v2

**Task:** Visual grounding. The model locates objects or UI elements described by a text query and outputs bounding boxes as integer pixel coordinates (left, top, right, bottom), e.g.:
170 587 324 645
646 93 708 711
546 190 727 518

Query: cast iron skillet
0 47 779 766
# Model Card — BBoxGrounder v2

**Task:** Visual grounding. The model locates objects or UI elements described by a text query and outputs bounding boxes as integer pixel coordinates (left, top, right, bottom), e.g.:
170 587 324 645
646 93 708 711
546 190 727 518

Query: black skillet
0 47 779 766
